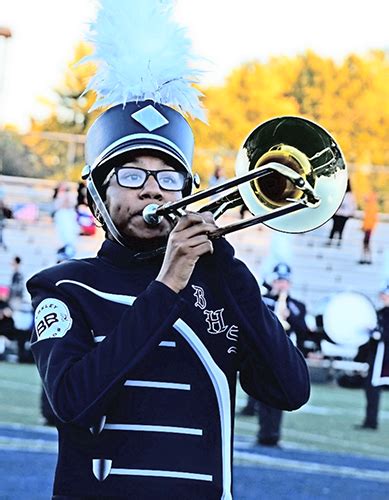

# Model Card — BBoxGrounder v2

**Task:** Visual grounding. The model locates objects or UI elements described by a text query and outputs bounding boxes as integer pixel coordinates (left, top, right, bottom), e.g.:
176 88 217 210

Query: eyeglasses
113 166 188 192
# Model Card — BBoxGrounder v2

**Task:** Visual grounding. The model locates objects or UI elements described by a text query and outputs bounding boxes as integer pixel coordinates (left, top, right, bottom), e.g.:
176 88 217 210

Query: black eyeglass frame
113 166 190 192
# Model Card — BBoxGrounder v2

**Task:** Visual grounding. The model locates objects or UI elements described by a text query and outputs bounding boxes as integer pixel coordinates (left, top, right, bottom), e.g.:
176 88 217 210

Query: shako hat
84 100 195 193
271 262 292 281
80 0 206 246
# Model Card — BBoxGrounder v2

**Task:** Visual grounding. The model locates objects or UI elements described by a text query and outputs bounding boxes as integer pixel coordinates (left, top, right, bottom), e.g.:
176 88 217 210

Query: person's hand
0 307 12 319
156 211 217 293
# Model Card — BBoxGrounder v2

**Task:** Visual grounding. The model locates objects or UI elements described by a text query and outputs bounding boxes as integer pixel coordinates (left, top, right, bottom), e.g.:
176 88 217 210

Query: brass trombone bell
142 116 348 236
236 116 347 233
251 145 311 209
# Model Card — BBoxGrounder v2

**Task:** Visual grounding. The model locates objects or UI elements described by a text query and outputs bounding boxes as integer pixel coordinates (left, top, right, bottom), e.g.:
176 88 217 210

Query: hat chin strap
87 176 168 259
87 175 127 247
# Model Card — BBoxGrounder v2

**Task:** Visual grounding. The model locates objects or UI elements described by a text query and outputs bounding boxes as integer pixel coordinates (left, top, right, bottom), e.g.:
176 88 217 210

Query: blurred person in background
358 191 378 265
0 198 12 251
76 181 88 208
52 182 79 262
261 263 311 355
0 264 32 362
325 180 356 247
75 181 96 237
11 300 34 363
7 256 31 362
0 285 13 360
355 283 389 430
208 161 226 202
0 285 13 333
241 263 311 448
8 256 25 310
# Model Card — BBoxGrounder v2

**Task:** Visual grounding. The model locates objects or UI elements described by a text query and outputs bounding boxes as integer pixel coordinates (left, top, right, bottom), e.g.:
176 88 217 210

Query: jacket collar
97 239 165 269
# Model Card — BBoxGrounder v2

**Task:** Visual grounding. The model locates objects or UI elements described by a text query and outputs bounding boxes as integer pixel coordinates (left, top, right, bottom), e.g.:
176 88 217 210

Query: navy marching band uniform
358 303 389 429
262 293 310 356
28 4 311 496
257 285 310 446
28 238 310 499
374 305 389 383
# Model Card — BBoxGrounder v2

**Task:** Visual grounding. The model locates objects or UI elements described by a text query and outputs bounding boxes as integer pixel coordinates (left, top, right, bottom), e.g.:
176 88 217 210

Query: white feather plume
83 0 206 121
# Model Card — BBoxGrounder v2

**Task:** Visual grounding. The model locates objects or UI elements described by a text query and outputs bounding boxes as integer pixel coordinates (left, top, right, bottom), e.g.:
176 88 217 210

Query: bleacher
227 213 388 313
1 174 388 317
0 218 104 288
0 175 102 287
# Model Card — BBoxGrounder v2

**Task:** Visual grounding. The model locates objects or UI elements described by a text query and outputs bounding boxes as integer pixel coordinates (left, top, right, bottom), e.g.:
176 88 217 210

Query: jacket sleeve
288 301 309 336
213 239 310 411
28 273 184 428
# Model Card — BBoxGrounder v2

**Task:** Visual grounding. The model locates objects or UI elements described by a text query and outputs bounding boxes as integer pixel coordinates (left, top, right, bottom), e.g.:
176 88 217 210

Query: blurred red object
77 205 96 236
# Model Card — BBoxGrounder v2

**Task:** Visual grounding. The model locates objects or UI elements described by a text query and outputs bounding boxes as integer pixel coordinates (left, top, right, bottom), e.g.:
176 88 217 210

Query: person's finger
199 211 217 225
172 219 215 239
173 212 209 231
191 239 214 256
178 234 212 249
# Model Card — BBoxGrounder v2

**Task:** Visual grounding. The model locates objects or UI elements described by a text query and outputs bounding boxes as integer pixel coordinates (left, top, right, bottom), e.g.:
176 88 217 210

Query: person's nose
138 173 163 200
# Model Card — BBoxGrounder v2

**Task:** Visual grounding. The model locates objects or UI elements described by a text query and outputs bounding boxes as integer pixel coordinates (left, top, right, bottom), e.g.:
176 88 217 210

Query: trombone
142 116 348 236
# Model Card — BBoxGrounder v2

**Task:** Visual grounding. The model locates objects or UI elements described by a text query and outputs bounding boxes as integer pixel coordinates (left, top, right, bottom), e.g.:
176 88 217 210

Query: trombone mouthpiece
142 204 163 225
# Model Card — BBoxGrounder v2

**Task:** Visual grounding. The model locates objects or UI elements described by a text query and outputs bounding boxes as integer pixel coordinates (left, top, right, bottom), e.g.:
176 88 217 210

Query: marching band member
355 283 389 430
241 263 311 447
27 2 310 498
263 263 311 355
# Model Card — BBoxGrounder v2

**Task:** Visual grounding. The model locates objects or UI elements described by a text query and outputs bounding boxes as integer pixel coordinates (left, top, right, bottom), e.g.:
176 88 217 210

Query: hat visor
92 135 191 174
269 272 291 282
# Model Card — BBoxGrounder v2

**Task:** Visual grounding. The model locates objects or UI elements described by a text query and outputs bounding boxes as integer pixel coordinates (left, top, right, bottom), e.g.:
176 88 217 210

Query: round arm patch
34 298 73 341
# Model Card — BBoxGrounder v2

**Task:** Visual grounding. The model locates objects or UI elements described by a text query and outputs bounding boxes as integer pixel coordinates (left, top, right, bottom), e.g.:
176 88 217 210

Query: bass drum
322 291 378 347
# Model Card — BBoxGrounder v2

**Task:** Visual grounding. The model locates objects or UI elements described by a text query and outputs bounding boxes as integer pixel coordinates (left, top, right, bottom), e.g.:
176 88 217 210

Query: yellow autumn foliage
23 44 389 210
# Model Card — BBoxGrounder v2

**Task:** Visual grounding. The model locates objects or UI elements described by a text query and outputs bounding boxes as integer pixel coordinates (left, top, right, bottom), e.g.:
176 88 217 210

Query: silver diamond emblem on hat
131 105 169 132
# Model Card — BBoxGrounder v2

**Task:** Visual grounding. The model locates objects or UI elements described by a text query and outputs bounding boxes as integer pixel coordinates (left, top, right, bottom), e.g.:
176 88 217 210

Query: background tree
23 42 96 180
0 128 45 177
19 45 389 211
191 50 389 210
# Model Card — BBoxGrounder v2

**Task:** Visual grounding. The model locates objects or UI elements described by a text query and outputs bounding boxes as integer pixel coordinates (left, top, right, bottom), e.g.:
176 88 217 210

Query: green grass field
236 383 389 459
0 362 42 426
1 361 388 460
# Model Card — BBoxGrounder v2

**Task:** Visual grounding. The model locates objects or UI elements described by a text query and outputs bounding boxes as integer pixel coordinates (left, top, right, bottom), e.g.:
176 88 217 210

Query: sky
0 0 388 131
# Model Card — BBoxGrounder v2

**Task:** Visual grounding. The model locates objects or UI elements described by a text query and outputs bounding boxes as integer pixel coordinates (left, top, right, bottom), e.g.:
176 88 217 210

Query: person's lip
129 211 165 225
136 203 163 215
132 205 165 218
130 208 148 217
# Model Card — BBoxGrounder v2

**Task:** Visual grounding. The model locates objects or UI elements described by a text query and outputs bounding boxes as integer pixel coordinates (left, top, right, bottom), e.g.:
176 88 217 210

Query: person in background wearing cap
241 263 311 448
26 2 309 498
262 263 311 355
355 284 389 430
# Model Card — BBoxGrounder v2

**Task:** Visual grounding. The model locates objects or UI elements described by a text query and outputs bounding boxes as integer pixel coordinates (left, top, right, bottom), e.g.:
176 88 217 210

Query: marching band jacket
371 306 389 387
262 293 310 355
28 238 310 499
